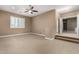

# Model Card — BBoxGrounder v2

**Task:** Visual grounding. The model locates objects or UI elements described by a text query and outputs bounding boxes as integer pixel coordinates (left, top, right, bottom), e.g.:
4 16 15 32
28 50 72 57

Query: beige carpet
0 34 79 54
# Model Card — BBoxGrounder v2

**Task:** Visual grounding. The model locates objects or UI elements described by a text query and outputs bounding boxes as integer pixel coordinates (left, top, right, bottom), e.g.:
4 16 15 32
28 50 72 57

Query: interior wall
31 10 57 38
0 10 31 36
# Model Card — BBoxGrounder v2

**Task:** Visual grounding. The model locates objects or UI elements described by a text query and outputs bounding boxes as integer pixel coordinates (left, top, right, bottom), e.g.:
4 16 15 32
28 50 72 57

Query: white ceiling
0 5 79 17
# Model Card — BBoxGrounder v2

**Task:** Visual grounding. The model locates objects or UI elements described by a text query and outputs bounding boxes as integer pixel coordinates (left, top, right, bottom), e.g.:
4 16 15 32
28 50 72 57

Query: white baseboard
0 32 45 38
0 33 30 38
0 32 54 40
45 37 54 40
31 33 46 37
31 33 54 40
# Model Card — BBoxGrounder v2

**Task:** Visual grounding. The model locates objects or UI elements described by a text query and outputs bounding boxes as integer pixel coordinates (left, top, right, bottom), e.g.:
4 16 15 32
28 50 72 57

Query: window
10 16 25 28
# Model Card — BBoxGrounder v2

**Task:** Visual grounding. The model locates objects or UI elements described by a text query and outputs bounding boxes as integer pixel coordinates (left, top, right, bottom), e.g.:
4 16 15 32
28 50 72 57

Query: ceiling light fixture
24 5 38 14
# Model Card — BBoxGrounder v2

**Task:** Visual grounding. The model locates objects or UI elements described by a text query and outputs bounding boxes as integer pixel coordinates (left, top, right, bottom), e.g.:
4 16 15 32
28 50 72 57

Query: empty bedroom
0 5 79 54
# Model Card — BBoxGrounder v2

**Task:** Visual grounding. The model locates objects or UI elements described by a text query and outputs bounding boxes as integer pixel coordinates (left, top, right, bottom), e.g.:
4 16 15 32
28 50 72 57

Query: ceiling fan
24 5 38 14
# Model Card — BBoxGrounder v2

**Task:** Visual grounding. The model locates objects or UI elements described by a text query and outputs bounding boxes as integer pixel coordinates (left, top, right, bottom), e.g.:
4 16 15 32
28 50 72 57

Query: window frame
10 16 25 28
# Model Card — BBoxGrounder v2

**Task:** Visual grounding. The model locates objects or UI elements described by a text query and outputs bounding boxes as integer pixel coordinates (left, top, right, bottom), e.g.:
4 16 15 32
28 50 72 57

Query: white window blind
10 16 25 28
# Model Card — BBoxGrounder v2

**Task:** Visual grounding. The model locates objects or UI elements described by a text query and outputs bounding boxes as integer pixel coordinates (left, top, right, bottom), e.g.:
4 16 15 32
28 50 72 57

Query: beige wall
0 10 57 37
31 10 57 38
0 10 31 36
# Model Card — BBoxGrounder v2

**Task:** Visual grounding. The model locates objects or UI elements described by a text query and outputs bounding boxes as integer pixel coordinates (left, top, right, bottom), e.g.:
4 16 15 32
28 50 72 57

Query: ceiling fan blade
31 12 33 14
29 5 34 10
24 5 38 14
32 10 38 12
31 6 34 10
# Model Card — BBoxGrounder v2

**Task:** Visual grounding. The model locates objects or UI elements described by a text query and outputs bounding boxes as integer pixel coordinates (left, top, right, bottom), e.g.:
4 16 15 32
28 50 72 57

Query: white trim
60 15 77 34
0 32 45 38
30 33 54 40
45 37 54 40
0 32 54 40
30 33 46 37
61 15 77 19
60 18 63 34
56 15 58 33
56 11 58 34
77 14 79 36
0 33 30 38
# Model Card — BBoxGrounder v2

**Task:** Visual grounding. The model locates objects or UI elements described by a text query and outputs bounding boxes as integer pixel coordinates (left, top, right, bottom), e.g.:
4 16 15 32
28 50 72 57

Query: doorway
60 17 77 34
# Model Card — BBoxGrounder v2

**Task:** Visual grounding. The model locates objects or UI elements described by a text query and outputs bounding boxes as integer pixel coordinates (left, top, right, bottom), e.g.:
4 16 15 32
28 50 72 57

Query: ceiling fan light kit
24 5 38 14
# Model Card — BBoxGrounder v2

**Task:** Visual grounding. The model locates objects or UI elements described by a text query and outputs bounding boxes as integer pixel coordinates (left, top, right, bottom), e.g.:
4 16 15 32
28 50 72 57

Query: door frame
60 15 77 34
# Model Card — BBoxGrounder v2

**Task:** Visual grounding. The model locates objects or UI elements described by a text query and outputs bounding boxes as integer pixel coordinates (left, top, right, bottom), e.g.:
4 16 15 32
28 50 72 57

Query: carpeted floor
0 34 79 54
